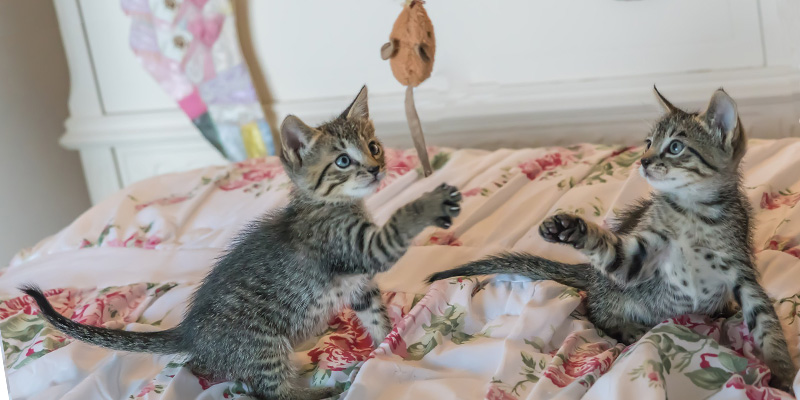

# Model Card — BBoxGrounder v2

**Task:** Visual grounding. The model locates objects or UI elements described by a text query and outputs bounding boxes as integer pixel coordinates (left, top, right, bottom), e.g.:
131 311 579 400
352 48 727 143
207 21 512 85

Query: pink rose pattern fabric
1 282 177 371
5 139 800 399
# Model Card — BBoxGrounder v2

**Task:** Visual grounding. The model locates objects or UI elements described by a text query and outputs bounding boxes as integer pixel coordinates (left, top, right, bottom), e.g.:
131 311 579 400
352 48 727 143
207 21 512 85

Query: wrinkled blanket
1 140 799 400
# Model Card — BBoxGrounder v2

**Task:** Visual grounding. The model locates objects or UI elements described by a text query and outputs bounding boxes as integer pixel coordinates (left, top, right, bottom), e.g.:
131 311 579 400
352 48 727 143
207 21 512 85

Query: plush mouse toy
381 0 435 176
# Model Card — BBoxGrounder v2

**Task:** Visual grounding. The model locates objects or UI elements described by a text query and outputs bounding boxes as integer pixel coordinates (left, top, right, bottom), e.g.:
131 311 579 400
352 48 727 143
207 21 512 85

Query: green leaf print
2 341 20 359
558 176 576 190
221 380 248 397
410 293 426 310
406 337 438 361
451 331 476 345
718 352 747 373
311 368 333 385
14 349 49 369
165 361 186 369
42 336 68 352
299 363 318 377
430 152 451 171
96 223 115 247
558 287 581 300
512 350 545 395
778 294 800 325
0 314 44 343
649 324 704 343
333 379 352 395
580 148 643 186
524 337 546 353
629 360 666 387
660 352 672 374
685 367 731 391
405 303 491 360
521 353 537 370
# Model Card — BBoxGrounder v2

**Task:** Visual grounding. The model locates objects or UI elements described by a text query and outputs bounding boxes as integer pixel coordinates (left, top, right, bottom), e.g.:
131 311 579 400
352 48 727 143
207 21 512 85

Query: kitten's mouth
640 166 663 181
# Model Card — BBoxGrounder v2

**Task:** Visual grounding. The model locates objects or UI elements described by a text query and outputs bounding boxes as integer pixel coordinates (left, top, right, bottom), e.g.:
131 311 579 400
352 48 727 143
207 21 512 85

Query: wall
0 1 90 262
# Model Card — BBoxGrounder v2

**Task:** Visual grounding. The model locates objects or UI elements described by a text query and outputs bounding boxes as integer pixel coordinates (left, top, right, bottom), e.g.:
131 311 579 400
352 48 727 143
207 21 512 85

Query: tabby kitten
23 86 463 400
428 88 796 392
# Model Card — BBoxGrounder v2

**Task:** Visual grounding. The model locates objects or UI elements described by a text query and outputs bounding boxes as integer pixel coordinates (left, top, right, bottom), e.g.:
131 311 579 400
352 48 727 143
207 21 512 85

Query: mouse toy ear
381 41 396 60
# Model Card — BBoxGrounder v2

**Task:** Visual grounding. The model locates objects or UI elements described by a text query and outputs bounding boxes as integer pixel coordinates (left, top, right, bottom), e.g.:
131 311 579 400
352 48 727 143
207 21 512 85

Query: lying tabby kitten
428 88 796 392
23 86 462 400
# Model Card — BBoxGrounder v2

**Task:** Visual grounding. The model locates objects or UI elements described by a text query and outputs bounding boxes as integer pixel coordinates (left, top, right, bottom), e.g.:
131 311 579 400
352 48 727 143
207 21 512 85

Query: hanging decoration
121 0 274 161
381 0 436 176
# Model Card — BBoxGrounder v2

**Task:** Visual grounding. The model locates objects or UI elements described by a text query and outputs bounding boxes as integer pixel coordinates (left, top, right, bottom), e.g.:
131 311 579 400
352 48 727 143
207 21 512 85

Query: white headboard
55 0 800 204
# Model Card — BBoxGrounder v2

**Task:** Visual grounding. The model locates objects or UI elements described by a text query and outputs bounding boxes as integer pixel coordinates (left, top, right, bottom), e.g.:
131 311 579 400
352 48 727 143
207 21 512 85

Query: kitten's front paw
769 375 794 395
418 183 462 229
539 213 587 248
768 364 796 394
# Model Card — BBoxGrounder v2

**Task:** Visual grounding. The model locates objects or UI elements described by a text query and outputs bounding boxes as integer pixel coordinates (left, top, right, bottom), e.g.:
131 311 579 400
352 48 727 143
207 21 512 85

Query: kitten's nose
641 157 653 168
367 166 380 177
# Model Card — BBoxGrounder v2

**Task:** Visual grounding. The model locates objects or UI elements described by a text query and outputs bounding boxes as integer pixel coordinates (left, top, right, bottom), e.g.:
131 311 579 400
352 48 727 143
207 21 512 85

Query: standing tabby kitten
22 86 463 400
428 88 796 392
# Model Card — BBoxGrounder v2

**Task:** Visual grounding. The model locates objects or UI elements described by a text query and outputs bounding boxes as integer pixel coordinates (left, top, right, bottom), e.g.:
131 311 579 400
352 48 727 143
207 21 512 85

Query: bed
2 140 799 400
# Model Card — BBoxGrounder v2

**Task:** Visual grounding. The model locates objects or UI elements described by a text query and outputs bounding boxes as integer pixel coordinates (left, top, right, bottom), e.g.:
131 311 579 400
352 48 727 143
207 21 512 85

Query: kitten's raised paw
417 183 462 229
539 213 587 248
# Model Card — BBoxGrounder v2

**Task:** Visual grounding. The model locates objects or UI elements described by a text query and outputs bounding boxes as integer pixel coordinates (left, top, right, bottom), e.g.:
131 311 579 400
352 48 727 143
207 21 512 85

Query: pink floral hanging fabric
121 0 273 161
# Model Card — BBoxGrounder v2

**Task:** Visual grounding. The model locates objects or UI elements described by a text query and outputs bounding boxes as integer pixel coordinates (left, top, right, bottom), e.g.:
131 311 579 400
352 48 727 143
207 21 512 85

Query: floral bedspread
2 140 800 400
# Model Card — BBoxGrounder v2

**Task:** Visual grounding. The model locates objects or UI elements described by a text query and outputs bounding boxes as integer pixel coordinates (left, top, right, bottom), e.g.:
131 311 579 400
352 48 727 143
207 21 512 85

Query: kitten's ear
699 89 741 149
340 85 369 120
280 115 316 166
653 85 679 114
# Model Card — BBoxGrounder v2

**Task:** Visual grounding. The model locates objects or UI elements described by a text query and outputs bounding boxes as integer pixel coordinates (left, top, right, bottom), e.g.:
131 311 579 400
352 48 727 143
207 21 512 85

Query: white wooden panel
78 0 176 114
52 0 103 118
115 140 228 186
249 0 764 103
78 147 122 204
79 0 764 114
454 0 764 85
761 0 800 68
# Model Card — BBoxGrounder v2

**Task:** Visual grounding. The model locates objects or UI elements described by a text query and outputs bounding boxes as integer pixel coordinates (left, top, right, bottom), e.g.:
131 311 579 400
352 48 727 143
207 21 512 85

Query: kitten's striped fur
428 88 796 392
22 86 462 400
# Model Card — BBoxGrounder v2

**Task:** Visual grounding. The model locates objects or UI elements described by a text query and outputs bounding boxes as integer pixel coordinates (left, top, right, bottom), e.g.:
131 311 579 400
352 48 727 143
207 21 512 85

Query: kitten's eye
368 141 381 156
668 140 685 155
335 154 351 168
645 139 652 150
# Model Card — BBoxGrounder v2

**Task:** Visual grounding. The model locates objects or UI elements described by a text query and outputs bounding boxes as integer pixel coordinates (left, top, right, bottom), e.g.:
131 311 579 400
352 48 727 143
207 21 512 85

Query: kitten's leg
713 299 741 319
591 308 649 345
352 281 391 348
539 213 666 287
341 184 462 274
187 359 224 381
734 274 796 393
246 337 343 400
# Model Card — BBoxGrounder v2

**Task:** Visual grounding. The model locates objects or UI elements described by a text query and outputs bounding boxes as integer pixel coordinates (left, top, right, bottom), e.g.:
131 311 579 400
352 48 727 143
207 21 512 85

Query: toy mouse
381 0 436 176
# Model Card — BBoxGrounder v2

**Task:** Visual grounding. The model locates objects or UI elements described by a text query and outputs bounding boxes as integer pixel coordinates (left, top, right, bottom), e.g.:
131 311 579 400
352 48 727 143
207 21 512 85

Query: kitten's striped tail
20 285 184 354
426 252 593 291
